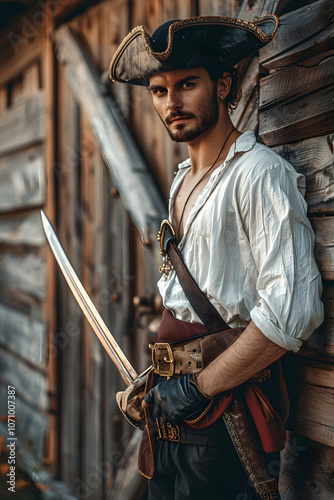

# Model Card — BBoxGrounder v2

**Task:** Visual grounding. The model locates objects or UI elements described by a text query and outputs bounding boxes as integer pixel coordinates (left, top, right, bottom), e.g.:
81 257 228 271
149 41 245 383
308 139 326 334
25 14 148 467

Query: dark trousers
147 418 270 500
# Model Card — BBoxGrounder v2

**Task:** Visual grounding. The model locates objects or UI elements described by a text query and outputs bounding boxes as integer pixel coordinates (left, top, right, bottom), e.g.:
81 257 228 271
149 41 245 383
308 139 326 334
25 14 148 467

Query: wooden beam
259 85 334 147
54 25 167 239
0 90 44 157
0 302 46 367
259 0 334 66
274 135 334 212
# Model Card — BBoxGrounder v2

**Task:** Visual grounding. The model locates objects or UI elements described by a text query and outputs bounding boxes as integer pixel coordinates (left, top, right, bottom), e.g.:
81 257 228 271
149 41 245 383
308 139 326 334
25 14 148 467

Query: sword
41 210 149 386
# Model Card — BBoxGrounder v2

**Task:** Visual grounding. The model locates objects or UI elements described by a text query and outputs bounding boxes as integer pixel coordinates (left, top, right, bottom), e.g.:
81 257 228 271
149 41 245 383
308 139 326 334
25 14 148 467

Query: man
110 15 324 500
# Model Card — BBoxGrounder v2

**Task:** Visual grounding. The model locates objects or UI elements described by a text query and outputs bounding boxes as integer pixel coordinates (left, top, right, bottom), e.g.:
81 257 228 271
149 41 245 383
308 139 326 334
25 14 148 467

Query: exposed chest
171 171 213 240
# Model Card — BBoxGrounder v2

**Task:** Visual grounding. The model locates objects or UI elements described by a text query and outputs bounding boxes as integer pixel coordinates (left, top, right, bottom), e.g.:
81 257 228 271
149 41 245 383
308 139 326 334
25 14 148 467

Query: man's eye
152 88 166 95
182 82 194 88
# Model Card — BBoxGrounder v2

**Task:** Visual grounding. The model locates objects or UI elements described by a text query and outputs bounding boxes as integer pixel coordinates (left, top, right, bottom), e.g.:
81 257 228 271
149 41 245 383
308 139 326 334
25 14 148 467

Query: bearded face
149 68 220 143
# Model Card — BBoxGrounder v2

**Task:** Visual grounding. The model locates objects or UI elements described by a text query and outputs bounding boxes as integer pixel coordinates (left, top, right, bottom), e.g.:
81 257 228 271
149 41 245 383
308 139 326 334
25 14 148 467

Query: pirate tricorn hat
109 15 278 86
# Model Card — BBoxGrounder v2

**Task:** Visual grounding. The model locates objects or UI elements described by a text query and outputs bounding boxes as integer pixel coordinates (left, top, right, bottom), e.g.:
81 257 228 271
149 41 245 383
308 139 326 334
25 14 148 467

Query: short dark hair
207 66 242 114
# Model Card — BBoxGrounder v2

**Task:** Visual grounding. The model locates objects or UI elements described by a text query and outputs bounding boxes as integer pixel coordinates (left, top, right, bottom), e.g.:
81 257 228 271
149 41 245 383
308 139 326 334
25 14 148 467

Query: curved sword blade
41 210 137 386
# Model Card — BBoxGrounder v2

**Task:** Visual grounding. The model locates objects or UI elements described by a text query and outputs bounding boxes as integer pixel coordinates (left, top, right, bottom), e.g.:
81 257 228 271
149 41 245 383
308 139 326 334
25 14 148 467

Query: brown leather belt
149 338 202 378
149 338 271 382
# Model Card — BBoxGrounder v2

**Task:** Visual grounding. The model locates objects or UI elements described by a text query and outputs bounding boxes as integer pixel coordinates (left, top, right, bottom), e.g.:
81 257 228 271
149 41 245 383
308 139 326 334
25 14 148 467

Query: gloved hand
116 373 147 428
143 374 213 424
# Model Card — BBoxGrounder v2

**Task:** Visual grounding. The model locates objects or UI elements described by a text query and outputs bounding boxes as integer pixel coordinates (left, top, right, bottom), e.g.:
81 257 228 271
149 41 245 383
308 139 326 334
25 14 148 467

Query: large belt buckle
149 342 175 378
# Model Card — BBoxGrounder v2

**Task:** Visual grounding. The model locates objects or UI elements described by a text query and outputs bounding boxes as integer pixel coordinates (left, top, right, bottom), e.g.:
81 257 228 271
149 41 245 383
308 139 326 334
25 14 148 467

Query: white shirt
158 131 324 352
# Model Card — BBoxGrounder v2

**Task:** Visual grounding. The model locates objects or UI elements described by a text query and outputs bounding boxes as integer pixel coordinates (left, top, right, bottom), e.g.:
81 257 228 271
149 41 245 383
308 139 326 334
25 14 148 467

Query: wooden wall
0 10 59 490
0 0 333 499
230 0 334 496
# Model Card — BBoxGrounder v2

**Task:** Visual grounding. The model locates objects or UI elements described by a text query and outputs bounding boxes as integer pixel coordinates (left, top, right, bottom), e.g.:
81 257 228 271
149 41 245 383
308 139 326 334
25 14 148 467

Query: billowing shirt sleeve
246 162 324 352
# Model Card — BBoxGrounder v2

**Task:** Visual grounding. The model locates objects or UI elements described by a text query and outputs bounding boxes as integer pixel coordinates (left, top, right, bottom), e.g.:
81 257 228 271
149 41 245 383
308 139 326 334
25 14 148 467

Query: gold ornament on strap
157 219 176 281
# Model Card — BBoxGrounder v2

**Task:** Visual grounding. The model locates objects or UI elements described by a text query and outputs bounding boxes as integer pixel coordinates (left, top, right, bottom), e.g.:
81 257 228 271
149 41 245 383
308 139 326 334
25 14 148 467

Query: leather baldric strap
161 221 230 333
158 221 282 500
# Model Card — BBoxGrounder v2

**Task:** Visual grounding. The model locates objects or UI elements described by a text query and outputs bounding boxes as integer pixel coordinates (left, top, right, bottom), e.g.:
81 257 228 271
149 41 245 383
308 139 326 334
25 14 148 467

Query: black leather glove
144 374 213 424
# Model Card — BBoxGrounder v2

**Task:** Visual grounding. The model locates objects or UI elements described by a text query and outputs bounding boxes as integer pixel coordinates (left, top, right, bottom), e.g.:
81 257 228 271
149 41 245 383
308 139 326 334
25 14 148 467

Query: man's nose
166 90 182 111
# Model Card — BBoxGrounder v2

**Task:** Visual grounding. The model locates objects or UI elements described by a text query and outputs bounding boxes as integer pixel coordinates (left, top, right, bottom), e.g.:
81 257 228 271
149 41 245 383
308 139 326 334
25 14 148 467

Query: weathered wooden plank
259 85 334 147
0 384 47 460
0 145 45 213
274 135 334 211
54 25 167 239
284 356 334 447
0 212 45 246
322 282 334 319
11 78 24 104
0 90 44 156
0 252 45 301
0 86 7 113
22 63 40 96
231 56 258 128
236 86 258 132
280 431 334 500
262 23 334 72
0 302 46 367
198 0 235 16
80 107 104 500
0 349 47 411
296 359 334 390
163 0 193 19
260 52 334 109
99 0 131 122
259 0 334 65
301 319 334 359
42 17 59 477
56 62 82 490
0 28 42 87
295 384 334 447
236 0 280 21
311 216 334 282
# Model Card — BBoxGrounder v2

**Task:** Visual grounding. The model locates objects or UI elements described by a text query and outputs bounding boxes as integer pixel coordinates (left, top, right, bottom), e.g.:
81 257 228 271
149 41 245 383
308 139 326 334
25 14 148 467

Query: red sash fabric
154 308 285 453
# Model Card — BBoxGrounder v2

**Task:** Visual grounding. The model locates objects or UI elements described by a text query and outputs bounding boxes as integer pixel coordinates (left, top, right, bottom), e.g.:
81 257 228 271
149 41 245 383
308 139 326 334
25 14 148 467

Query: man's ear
217 72 232 101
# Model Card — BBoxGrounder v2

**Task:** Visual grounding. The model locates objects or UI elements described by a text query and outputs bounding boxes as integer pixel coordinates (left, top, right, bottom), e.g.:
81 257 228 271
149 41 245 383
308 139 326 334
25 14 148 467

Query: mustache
165 111 195 124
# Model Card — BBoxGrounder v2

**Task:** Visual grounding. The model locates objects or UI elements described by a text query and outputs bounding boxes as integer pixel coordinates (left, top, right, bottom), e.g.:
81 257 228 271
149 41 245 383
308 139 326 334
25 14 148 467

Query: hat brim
110 15 278 86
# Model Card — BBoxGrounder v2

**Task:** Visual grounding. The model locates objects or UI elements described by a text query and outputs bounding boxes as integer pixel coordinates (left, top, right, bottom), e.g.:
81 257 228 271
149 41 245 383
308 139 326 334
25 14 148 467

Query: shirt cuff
250 307 303 352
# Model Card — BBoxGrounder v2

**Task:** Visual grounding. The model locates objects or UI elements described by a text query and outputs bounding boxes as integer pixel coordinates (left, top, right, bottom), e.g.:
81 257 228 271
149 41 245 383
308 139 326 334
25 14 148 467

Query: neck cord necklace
177 126 236 238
